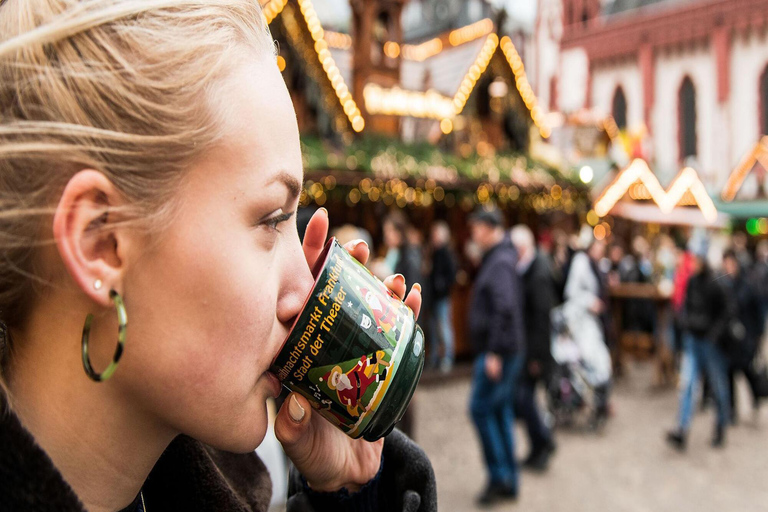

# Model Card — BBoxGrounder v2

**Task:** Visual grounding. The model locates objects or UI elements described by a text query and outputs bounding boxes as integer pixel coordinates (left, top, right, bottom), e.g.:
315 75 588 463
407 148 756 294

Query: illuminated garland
499 36 549 139
594 159 718 223
453 34 499 115
721 136 768 201
325 19 494 58
364 84 455 120
275 0 364 132
299 175 587 215
268 4 548 137
402 38 443 61
449 19 494 47
261 0 289 24
324 30 352 50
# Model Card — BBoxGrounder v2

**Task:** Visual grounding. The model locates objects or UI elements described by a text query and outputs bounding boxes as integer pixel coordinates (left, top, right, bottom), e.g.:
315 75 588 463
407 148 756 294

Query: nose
276 235 315 326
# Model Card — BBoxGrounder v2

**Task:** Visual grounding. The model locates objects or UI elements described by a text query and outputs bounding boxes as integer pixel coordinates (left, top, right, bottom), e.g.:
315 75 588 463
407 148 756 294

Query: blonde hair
0 0 276 394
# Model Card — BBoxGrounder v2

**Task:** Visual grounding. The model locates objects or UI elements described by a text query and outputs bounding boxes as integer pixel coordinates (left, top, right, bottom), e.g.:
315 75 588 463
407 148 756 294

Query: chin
197 399 270 454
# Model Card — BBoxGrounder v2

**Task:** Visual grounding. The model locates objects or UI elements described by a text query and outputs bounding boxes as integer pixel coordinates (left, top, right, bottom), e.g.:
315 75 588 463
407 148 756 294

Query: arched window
761 65 768 135
679 76 697 160
612 86 627 130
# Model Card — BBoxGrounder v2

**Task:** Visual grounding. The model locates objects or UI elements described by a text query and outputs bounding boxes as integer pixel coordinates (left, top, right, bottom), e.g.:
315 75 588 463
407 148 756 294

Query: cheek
121 227 284 433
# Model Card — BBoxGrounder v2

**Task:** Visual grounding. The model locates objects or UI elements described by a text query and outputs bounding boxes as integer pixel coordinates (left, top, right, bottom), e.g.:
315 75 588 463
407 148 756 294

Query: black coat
0 399 436 512
722 272 763 364
468 239 525 356
429 245 456 301
394 244 423 292
680 269 731 343
520 254 557 369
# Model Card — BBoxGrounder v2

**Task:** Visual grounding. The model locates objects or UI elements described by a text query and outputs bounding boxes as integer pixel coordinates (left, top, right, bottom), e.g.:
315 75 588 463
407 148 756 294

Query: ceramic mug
271 238 425 440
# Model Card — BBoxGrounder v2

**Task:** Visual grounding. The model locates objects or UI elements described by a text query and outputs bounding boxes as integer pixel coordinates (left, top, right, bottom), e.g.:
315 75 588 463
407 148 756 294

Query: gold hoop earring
81 289 127 382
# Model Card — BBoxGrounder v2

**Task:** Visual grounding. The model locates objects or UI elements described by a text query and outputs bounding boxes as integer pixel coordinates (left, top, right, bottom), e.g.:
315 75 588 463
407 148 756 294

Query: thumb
275 393 315 466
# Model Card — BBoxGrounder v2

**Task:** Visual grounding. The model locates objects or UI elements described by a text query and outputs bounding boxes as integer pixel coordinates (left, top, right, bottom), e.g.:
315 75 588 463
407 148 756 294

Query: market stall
592 158 726 385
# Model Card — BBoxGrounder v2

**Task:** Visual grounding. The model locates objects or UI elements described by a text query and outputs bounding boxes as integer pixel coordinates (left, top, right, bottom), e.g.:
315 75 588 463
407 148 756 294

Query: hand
274 208 423 493
484 352 503 382
589 299 605 315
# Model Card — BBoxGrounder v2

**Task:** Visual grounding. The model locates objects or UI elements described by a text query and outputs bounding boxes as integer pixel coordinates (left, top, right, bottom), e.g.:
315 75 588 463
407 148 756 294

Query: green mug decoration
271 238 425 441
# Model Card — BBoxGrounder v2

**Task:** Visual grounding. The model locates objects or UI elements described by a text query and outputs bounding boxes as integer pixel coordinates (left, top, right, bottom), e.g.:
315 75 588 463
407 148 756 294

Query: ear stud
94 279 103 290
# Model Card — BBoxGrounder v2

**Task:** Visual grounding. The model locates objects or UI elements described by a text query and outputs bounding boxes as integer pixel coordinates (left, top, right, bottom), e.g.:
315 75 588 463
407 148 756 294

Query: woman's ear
53 170 131 307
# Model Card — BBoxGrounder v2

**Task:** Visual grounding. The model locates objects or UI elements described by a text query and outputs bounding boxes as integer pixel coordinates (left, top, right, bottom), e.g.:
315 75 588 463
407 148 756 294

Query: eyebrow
271 171 302 200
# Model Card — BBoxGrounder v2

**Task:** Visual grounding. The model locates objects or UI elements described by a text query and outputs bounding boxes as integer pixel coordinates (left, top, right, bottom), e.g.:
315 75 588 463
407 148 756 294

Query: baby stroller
547 307 606 431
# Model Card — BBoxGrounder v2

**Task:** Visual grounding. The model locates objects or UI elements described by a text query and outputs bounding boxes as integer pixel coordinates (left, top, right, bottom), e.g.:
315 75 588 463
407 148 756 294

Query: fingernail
318 207 328 217
393 274 405 287
289 395 305 423
350 238 367 249
412 282 422 293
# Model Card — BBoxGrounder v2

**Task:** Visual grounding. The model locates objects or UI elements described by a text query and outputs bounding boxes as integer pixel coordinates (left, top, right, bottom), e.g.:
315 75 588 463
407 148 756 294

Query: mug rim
271 236 338 368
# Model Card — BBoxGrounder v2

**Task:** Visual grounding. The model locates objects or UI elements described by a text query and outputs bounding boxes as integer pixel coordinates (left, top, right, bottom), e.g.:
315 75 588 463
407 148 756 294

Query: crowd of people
320 206 768 507
328 208 768 507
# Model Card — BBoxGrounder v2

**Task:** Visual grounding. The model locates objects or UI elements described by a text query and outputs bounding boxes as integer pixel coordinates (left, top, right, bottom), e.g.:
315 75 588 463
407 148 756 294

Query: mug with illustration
271 238 425 441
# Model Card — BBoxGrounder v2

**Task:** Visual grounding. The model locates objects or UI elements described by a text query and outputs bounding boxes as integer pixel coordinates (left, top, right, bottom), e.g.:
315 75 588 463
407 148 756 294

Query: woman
0 1 434 511
383 212 423 291
562 239 612 424
666 244 731 450
427 221 456 373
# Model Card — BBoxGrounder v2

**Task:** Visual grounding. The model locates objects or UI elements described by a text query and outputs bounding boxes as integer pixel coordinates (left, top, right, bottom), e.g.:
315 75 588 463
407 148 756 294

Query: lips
264 371 282 398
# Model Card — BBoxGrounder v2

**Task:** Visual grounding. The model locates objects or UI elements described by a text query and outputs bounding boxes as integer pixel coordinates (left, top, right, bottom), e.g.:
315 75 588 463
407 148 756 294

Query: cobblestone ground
413 361 768 512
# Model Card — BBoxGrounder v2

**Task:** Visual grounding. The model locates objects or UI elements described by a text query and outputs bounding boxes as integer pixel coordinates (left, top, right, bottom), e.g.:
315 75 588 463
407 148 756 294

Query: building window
761 65 768 135
679 76 697 160
612 86 627 130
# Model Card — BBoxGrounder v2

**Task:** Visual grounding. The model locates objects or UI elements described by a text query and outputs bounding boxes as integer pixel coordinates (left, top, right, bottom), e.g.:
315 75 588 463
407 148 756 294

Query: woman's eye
262 210 294 232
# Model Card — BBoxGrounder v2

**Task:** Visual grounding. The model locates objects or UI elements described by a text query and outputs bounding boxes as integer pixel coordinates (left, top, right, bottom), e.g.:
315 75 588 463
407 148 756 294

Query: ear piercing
94 279 103 290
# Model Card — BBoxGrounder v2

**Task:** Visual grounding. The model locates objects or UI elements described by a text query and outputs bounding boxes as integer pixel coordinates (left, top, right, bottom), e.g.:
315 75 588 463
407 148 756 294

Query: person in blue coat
467 208 526 506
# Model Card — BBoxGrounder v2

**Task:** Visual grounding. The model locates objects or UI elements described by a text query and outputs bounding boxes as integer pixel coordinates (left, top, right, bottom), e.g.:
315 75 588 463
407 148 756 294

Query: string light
324 30 352 49
383 41 401 59
722 136 768 201
453 34 498 115
288 0 364 132
402 38 442 61
603 116 621 142
449 18 494 47
594 159 718 223
594 159 667 217
499 36 550 139
661 167 718 223
261 0 289 24
364 84 455 120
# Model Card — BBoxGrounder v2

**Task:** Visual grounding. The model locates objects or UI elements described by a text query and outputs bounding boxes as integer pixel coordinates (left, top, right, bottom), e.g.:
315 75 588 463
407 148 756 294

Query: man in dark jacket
428 221 457 373
722 250 765 420
467 208 525 505
667 242 732 450
510 225 557 471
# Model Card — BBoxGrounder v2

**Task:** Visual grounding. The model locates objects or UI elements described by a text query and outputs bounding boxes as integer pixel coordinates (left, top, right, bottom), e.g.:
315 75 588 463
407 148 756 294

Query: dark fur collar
0 402 273 511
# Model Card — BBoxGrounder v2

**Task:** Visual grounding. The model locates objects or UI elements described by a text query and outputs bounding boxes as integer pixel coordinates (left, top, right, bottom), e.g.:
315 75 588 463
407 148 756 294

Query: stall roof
592 159 719 224
611 202 729 228
712 198 768 218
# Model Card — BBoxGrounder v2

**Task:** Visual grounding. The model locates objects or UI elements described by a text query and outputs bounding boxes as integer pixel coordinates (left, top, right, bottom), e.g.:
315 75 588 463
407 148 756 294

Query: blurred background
256 0 768 510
